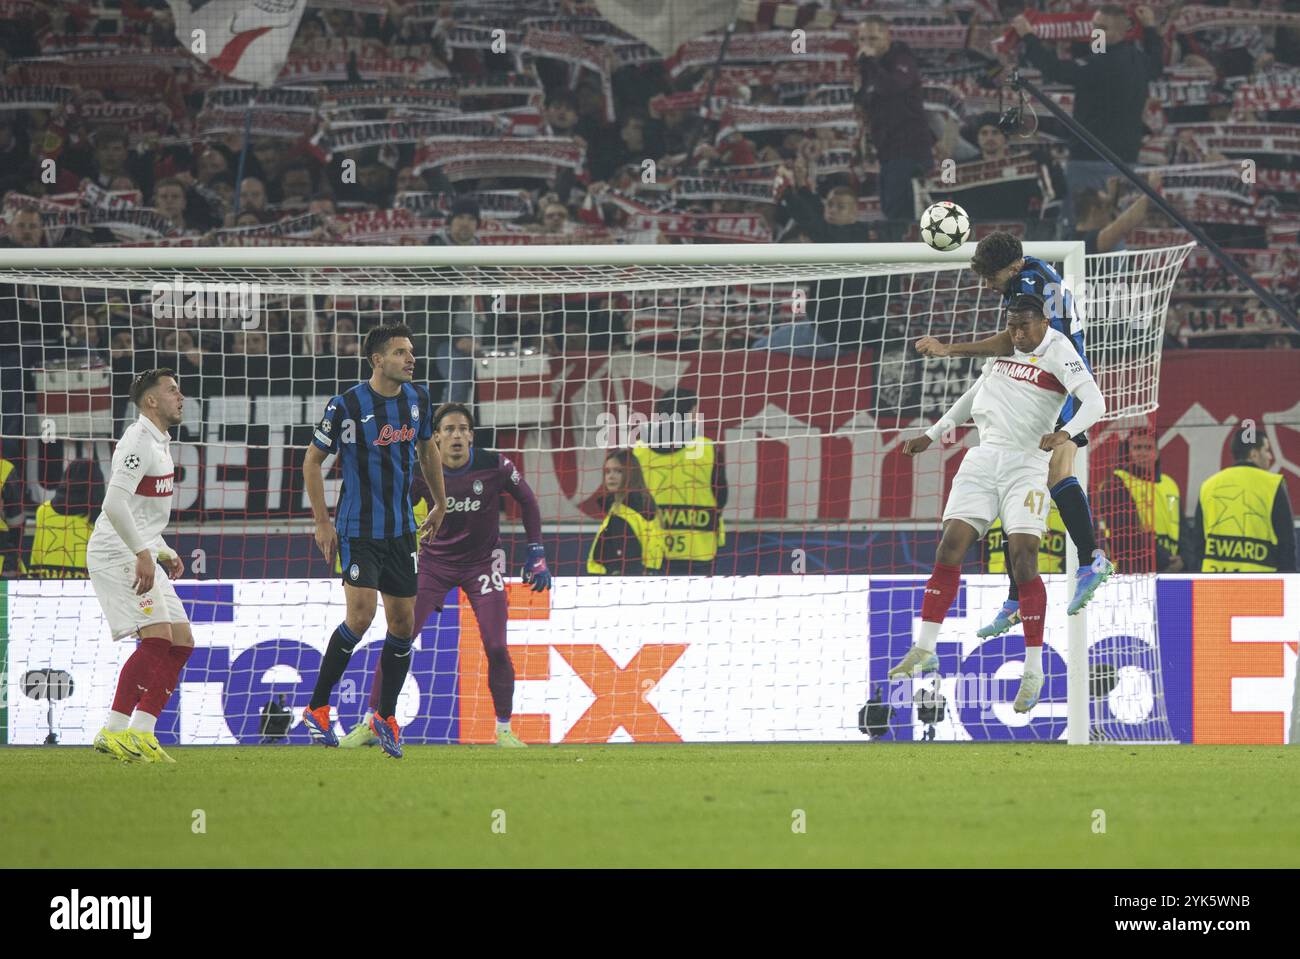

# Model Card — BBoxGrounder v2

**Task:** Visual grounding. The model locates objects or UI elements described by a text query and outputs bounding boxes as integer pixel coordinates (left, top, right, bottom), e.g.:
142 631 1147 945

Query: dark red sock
136 643 194 718
110 636 170 716
1019 575 1046 647
920 563 962 623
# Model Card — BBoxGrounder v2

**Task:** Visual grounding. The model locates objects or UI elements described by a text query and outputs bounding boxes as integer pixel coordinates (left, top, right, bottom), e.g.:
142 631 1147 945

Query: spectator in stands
232 176 268 221
2 207 45 250
1097 432 1185 573
1191 427 1297 573
587 449 664 576
971 113 1012 162
160 330 204 378
61 310 108 363
539 202 572 236
277 164 316 206
1073 172 1162 254
431 197 481 246
544 89 587 141
196 146 232 187
0 119 32 196
769 158 884 356
590 112 665 182
308 193 337 218
152 177 193 234
83 129 152 194
854 15 935 238
432 322 476 406
1013 4 1163 231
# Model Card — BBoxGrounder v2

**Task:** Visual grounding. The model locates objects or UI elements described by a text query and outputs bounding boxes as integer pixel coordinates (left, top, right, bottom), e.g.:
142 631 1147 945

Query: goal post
0 239 1192 746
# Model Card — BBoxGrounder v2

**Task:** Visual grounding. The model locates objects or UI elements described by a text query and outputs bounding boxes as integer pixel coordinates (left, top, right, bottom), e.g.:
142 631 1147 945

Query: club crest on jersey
349 564 360 581
473 479 483 494
373 423 416 446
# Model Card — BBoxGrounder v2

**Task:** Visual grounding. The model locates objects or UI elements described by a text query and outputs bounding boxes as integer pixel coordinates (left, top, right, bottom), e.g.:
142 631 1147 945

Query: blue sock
1050 476 1098 566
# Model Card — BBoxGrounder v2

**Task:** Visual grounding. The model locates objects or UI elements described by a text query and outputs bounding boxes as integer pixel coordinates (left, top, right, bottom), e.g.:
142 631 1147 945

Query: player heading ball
895 293 1106 714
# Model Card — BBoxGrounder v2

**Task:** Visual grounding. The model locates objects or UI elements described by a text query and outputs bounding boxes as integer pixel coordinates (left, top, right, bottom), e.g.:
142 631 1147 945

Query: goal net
0 241 1192 746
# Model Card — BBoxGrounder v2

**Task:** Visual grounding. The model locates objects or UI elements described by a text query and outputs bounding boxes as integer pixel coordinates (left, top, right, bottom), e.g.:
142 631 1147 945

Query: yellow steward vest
633 438 725 562
587 501 664 574
29 500 93 578
987 505 1068 573
1113 468 1181 557
1199 465 1285 572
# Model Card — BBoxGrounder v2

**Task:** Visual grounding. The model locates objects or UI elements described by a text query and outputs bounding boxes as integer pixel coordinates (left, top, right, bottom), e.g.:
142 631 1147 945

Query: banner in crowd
671 176 777 204
166 0 307 87
713 103 859 143
624 212 773 243
1173 4 1300 33
668 30 853 78
519 29 616 122
411 137 585 178
277 55 449 85
315 110 542 157
5 575 1294 745
0 85 77 111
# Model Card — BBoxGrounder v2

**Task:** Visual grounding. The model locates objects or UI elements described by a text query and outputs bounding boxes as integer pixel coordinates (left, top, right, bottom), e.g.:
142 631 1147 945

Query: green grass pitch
2 744 1297 868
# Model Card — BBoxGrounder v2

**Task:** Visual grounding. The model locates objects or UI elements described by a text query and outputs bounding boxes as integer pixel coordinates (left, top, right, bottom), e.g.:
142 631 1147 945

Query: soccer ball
919 201 971 252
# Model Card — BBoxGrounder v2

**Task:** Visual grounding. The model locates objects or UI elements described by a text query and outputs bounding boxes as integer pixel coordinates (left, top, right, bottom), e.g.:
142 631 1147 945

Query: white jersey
86 414 175 570
927 327 1101 462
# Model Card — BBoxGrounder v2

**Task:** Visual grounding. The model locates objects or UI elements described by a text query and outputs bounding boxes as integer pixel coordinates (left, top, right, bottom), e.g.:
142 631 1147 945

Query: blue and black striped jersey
311 382 434 539
1004 255 1087 358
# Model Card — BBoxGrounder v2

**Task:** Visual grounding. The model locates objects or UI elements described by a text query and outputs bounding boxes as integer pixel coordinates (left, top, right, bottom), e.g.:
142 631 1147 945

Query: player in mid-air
88 369 192 764
339 402 549 750
302 323 447 758
915 230 1114 637
893 294 1106 711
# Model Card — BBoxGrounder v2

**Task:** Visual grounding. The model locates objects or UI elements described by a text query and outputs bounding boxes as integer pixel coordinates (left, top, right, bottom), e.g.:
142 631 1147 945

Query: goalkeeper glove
522 543 551 592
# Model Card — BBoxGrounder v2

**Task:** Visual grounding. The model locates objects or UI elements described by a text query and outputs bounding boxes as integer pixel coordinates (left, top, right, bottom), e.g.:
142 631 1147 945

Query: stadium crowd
1 0 1298 375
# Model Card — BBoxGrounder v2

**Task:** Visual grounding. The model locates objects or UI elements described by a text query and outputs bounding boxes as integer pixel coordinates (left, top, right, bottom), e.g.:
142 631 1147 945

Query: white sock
917 621 941 653
128 711 158 734
106 711 131 733
1025 646 1043 674
496 719 512 735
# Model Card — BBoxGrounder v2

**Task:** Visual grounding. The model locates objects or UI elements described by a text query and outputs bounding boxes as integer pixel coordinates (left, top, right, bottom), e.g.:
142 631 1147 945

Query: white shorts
942 446 1051 539
88 561 189 640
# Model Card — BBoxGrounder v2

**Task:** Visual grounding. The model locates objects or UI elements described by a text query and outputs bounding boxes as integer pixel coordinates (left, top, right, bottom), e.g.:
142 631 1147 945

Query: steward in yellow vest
1096 433 1184 573
1193 432 1296 573
588 450 664 574
631 387 728 574
28 459 104 579
987 506 1069 573
0 455 28 576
